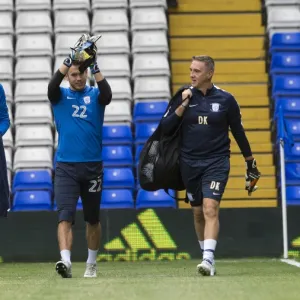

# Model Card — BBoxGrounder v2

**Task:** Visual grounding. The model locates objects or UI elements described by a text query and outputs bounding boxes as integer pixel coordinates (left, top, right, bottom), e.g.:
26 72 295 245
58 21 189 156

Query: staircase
168 0 277 208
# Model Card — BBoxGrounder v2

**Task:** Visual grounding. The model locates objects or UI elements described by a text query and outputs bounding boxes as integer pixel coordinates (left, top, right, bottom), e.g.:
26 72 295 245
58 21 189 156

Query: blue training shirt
52 85 105 162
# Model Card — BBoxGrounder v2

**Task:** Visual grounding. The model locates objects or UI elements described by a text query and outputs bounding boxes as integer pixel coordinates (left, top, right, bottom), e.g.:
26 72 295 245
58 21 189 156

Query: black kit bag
138 86 189 194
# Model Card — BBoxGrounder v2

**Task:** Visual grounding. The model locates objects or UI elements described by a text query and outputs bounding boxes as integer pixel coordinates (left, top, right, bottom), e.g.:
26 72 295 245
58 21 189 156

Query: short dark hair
192 55 215 71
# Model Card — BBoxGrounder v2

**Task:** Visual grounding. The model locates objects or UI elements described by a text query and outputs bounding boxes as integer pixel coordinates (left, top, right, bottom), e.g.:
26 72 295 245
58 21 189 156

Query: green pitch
0 259 299 300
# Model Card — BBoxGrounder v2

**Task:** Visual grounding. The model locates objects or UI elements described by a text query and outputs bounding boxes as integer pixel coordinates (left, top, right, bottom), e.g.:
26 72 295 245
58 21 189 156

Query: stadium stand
2 0 289 211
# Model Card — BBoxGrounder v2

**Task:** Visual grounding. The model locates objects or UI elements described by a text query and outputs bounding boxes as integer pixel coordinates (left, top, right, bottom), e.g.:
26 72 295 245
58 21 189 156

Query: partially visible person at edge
161 55 261 276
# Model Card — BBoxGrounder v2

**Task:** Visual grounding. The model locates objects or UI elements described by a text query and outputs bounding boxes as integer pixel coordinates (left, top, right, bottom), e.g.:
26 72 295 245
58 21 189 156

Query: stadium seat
16 0 51 11
0 0 13 11
16 34 53 58
134 76 171 100
12 170 52 193
274 98 300 117
0 12 13 35
286 163 300 185
267 6 300 32
92 0 128 9
135 122 158 144
102 146 133 167
2 128 13 149
129 0 167 9
15 125 53 148
53 0 90 11
0 58 13 81
97 55 130 78
132 31 169 54
15 57 52 80
96 32 130 55
270 53 300 75
102 124 133 145
284 119 300 141
105 78 132 101
54 34 82 56
133 100 168 122
0 35 13 58
135 144 144 165
1 81 12 104
272 75 300 97
92 9 129 33
13 147 53 172
5 147 12 172
286 186 300 205
132 54 170 78
136 189 176 209
285 142 300 162
265 0 300 5
14 103 53 126
15 80 49 103
103 168 135 189
15 11 52 35
270 32 300 54
12 191 52 211
101 189 134 209
54 11 90 34
104 100 132 123
131 8 168 31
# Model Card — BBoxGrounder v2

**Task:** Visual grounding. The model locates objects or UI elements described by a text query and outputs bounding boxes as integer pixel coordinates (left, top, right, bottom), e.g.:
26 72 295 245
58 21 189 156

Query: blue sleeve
0 84 10 136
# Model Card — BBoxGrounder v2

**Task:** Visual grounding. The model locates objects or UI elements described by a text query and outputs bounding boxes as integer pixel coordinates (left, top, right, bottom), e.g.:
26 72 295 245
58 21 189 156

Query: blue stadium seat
136 189 176 209
103 168 135 189
102 124 133 145
285 119 300 141
135 122 158 144
133 101 168 122
286 163 300 185
101 189 134 209
270 33 300 54
286 186 300 205
285 142 300 162
12 170 52 194
270 53 300 75
13 191 52 211
135 144 144 165
102 146 133 167
274 98 300 117
272 75 300 97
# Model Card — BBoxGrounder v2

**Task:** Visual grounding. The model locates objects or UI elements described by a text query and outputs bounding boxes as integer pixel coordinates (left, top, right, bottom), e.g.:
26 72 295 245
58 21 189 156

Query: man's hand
90 60 100 75
245 158 261 196
63 48 76 68
182 89 192 102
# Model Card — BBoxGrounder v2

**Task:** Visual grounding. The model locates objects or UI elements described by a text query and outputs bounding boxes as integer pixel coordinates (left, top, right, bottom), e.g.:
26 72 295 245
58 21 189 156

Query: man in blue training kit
161 56 261 276
48 39 112 278
0 83 10 217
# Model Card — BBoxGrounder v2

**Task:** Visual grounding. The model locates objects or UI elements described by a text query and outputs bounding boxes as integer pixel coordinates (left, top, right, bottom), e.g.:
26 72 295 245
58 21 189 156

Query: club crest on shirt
211 103 220 112
83 96 91 104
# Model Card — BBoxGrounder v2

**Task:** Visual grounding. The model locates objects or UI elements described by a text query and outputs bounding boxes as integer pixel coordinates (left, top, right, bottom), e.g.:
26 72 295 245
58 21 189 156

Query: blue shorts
54 161 103 224
180 156 230 206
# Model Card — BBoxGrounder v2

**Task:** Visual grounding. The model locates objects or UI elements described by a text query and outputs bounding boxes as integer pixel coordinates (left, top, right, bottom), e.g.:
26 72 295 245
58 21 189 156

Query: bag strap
164 188 189 202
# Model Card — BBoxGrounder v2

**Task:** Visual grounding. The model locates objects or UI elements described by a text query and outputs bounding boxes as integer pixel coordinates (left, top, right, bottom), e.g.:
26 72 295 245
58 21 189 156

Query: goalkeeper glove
90 61 100 75
63 48 76 68
245 158 261 196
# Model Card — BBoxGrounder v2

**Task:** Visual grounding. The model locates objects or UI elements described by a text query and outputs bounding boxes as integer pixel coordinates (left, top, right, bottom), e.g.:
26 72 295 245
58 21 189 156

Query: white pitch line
281 258 300 268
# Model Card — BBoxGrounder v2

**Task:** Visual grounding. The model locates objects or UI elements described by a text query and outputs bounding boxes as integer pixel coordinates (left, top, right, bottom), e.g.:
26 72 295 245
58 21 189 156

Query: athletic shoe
84 263 97 278
197 259 216 276
55 260 72 278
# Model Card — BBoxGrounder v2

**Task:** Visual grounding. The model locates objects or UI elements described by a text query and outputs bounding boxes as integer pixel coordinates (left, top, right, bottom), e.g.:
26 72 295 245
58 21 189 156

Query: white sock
87 249 98 264
203 239 217 262
199 240 204 251
60 250 71 263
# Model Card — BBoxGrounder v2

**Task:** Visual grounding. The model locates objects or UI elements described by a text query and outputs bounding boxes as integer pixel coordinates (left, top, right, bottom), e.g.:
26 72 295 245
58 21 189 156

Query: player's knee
58 209 75 224
203 204 218 219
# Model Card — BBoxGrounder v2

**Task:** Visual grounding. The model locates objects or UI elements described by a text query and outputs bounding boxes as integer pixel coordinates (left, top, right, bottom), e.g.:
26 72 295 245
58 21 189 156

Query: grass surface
0 259 299 300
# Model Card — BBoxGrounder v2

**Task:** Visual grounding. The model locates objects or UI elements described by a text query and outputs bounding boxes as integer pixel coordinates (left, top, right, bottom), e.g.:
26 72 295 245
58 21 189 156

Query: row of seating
0 0 167 11
13 189 176 211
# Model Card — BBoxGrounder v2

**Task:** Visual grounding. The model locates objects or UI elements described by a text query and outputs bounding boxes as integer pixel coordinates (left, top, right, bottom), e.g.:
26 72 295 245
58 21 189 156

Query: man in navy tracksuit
48 47 112 278
161 55 260 276
0 84 10 217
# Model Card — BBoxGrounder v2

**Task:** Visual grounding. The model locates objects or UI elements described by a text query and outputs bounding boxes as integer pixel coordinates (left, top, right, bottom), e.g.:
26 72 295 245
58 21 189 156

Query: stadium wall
2 207 298 262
